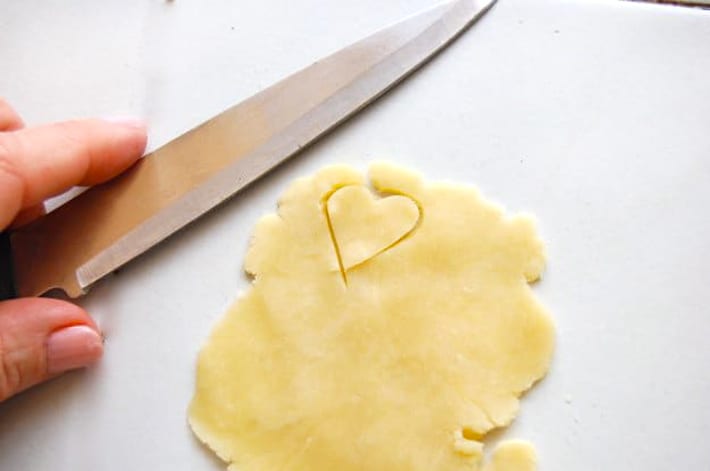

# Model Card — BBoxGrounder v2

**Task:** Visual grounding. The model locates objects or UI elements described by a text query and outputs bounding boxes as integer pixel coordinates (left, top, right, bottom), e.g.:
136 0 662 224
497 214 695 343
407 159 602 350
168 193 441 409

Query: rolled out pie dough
189 163 554 471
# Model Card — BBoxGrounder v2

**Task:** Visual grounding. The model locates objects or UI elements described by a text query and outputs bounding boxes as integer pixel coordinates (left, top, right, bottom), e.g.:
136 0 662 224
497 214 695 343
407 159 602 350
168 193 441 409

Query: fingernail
101 116 146 130
47 325 104 375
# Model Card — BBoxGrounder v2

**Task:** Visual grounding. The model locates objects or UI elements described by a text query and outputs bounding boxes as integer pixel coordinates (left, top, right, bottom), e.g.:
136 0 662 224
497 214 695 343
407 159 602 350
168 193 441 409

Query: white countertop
1 0 709 469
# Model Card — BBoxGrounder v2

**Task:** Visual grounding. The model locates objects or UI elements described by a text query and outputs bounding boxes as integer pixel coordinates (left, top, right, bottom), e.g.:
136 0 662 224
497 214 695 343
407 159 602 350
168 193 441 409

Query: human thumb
0 298 103 402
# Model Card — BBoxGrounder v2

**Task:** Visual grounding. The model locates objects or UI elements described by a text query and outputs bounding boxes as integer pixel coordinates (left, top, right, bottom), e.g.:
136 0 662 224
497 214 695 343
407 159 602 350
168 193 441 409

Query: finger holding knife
0 98 146 402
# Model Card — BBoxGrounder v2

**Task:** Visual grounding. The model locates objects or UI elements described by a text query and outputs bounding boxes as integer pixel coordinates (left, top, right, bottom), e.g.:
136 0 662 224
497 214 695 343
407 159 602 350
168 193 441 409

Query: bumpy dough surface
189 163 554 471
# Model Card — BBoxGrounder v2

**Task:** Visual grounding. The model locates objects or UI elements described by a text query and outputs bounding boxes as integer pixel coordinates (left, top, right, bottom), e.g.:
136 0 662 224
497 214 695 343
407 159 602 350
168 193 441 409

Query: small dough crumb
189 163 554 470
483 441 538 471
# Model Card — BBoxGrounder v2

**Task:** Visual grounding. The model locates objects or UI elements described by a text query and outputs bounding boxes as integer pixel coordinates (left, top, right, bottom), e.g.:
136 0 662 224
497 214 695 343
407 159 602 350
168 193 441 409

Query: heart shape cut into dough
325 185 421 272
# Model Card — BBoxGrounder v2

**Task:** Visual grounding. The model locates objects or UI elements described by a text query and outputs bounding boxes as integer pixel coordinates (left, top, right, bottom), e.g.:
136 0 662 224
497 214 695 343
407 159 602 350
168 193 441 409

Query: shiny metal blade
11 0 497 298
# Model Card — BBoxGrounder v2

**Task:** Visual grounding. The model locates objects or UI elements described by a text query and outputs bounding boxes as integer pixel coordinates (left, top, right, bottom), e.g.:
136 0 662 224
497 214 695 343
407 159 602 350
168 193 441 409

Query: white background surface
1 0 709 469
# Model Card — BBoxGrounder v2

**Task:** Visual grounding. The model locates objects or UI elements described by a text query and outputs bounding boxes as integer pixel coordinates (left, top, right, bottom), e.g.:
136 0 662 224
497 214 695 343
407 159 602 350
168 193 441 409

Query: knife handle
0 232 16 300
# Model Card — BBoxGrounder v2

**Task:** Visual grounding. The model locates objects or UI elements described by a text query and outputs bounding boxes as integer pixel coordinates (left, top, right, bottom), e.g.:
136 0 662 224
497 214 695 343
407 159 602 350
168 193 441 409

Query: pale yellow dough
189 163 554 471
483 441 538 471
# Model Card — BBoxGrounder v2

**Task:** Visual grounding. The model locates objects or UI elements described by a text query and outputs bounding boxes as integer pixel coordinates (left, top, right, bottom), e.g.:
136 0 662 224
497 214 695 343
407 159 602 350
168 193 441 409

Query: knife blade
3 0 496 299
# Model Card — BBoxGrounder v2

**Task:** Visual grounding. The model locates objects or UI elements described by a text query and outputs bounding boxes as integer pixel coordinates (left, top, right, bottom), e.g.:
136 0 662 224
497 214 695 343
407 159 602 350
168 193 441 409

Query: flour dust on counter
188 163 555 471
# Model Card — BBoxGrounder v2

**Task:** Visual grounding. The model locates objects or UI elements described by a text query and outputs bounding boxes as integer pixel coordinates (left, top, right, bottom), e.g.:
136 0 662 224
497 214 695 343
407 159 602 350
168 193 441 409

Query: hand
0 98 147 402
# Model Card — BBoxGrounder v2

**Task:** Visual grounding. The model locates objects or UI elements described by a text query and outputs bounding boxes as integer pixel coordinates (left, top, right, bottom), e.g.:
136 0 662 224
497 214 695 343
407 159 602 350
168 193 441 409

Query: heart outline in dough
322 184 423 285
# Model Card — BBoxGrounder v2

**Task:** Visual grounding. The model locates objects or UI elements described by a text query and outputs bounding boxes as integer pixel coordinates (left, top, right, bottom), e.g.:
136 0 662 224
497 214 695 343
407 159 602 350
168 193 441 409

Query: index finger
0 118 147 229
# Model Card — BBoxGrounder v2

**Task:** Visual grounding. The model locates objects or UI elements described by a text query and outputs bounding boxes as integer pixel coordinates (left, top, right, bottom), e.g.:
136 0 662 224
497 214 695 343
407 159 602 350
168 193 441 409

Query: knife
0 0 496 300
